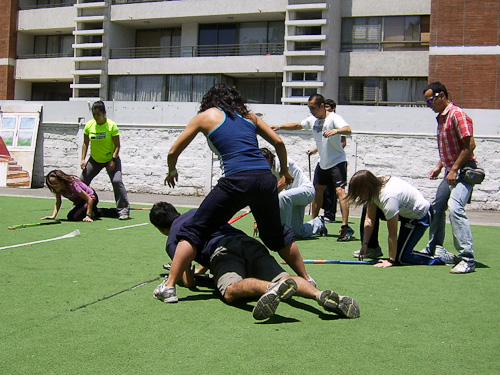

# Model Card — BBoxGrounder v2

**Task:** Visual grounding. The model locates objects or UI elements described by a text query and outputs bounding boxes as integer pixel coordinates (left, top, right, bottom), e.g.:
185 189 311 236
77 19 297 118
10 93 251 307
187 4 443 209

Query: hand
428 166 442 180
83 215 93 222
270 125 280 131
446 169 458 185
374 259 393 268
164 174 178 188
281 170 294 185
323 129 337 138
80 160 86 170
306 149 317 155
357 245 368 260
106 160 116 173
41 216 55 220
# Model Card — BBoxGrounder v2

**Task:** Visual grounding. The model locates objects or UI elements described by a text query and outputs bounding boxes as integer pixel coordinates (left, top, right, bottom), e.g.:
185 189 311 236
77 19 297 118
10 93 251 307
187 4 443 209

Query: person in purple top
158 83 312 304
42 169 117 222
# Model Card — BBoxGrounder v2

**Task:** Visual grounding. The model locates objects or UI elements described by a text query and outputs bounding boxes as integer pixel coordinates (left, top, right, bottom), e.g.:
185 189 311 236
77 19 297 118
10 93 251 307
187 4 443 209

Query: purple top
61 179 95 203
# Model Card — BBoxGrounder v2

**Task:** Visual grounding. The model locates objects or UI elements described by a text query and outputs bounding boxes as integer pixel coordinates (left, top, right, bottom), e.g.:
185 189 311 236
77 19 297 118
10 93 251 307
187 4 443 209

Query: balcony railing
19 0 76 10
17 52 74 59
341 40 430 52
112 0 180 4
110 43 284 59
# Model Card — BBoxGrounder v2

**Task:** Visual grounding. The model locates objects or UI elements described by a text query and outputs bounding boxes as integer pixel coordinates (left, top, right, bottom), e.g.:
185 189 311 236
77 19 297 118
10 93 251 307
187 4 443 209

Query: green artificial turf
0 196 499 374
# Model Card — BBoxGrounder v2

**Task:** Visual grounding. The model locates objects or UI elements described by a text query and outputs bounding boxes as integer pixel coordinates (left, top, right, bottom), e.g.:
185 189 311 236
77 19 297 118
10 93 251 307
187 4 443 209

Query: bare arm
251 113 294 185
81 134 89 170
42 193 62 220
375 215 399 268
76 189 95 222
271 122 303 131
323 125 352 138
107 135 121 173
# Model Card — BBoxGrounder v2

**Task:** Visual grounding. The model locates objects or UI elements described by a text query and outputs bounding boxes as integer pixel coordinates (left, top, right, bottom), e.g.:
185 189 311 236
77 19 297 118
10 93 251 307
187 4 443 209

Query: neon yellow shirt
84 118 119 163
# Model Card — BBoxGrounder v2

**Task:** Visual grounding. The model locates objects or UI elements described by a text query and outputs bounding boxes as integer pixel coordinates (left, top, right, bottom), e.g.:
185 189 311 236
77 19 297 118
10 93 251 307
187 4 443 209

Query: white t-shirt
301 112 348 169
373 176 430 220
273 158 313 190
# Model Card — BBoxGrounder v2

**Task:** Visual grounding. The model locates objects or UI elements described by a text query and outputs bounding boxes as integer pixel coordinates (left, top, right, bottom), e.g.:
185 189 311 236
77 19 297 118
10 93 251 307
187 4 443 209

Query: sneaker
450 260 475 274
252 278 297 320
323 214 336 223
318 217 328 237
337 225 354 242
316 290 360 319
153 279 178 303
118 214 130 220
352 246 383 259
163 262 172 270
434 248 460 266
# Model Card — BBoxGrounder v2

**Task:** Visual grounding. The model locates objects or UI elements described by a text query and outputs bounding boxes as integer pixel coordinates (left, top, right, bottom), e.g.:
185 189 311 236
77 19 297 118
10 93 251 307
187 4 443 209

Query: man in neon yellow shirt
81 101 130 220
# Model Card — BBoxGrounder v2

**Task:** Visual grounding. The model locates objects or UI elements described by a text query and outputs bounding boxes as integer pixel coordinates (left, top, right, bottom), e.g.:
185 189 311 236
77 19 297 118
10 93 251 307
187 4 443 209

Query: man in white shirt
273 94 354 241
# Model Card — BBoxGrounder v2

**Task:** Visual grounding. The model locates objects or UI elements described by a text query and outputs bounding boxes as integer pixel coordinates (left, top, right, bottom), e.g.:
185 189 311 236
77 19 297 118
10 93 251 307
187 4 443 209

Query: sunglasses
426 92 441 104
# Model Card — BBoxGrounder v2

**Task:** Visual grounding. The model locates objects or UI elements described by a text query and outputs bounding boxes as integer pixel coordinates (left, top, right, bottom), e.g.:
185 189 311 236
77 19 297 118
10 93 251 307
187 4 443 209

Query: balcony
19 0 77 10
110 43 284 59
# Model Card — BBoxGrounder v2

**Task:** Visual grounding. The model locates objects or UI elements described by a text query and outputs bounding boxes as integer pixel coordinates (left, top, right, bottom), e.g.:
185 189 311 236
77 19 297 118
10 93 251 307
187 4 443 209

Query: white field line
107 222 149 231
0 229 80 251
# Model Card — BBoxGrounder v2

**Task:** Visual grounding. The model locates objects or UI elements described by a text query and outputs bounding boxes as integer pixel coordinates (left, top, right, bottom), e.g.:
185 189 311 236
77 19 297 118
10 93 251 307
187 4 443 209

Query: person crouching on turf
346 170 447 267
150 201 360 320
42 169 117 222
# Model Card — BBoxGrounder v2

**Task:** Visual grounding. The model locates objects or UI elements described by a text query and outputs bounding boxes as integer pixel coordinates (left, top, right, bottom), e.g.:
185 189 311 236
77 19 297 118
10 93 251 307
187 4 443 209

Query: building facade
4 0 499 109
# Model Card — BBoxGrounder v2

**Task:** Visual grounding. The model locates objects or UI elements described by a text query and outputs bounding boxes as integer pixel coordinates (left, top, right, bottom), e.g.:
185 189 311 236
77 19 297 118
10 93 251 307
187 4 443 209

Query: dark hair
346 170 386 206
325 99 336 109
308 93 325 106
260 147 275 167
424 82 448 98
150 201 181 230
92 100 106 114
199 83 249 119
45 169 77 194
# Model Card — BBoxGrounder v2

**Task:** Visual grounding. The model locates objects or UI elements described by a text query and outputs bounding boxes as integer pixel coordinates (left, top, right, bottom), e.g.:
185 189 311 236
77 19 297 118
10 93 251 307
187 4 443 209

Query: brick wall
429 0 500 109
0 0 17 100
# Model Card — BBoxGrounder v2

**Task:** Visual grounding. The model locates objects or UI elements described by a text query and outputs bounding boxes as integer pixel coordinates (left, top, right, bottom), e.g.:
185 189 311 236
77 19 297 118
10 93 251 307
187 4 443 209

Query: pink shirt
436 103 476 170
61 179 96 203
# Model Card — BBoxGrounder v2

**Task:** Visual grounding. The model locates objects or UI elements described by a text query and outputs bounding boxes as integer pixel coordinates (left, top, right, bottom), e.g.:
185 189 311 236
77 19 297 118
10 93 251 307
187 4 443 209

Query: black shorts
313 161 347 188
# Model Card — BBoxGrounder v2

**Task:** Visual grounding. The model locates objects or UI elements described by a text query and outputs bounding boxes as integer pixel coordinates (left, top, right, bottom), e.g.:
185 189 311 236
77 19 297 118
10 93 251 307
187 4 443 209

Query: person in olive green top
80 101 130 220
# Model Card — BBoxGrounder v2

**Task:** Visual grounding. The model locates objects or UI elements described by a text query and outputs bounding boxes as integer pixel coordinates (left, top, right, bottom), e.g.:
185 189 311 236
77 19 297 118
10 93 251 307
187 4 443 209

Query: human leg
448 181 475 263
397 215 439 265
67 200 87 221
353 205 383 258
106 157 130 219
322 186 337 221
80 157 104 185
425 178 449 254
311 184 326 219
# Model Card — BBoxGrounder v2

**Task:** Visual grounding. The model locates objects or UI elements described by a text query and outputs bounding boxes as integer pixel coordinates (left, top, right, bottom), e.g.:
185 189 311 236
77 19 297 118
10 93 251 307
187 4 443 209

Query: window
339 77 428 106
32 82 72 101
33 35 73 58
291 88 317 97
291 72 318 81
198 22 284 56
136 28 181 57
0 115 39 150
341 16 430 51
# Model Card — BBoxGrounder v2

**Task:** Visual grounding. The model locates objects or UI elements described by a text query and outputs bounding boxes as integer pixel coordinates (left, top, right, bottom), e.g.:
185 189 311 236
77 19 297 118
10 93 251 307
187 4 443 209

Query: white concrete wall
2 100 498 210
15 58 74 81
18 7 76 33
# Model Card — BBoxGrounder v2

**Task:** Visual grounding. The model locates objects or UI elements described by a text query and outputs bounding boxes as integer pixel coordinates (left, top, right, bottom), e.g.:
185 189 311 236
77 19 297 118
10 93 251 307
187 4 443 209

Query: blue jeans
426 177 475 263
279 184 322 238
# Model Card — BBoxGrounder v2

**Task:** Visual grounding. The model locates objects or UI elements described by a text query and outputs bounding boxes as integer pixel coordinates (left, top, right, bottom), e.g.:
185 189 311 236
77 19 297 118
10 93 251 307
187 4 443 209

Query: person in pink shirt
42 169 107 222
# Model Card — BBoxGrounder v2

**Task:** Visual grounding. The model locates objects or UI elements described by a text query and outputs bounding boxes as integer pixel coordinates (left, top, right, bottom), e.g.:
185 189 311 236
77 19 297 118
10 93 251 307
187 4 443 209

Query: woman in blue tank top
161 83 311 300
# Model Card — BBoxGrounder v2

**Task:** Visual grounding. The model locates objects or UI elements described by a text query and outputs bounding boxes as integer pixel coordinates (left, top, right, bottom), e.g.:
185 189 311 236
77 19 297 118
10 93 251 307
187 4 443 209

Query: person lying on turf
346 170 447 267
42 169 118 222
149 201 360 320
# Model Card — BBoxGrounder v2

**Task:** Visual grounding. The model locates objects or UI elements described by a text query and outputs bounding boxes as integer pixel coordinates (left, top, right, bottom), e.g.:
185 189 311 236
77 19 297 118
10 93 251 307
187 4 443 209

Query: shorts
210 235 289 297
313 161 347 188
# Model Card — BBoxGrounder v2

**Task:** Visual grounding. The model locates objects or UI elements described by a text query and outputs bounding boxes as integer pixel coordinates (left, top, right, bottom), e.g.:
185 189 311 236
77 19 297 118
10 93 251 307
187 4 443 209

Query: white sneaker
450 260 475 274
352 246 383 259
252 278 297 320
153 279 178 303
435 248 460 266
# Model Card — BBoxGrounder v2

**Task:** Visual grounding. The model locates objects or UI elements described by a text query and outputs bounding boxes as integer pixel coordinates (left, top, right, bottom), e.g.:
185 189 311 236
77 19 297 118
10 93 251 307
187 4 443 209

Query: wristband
388 258 395 264
167 168 178 177
111 157 117 162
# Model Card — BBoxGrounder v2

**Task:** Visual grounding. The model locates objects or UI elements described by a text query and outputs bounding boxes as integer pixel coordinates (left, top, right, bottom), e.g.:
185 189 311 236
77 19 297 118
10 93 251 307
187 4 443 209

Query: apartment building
3 0 498 108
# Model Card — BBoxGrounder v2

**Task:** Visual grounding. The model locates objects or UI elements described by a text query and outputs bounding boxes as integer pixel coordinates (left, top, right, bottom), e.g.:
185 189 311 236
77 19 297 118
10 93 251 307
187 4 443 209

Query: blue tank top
206 109 270 176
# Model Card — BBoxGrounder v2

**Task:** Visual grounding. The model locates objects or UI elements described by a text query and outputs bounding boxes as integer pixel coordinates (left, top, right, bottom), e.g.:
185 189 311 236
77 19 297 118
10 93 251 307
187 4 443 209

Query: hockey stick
0 229 80 251
281 259 377 265
130 207 151 211
228 211 250 224
8 220 61 230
